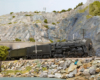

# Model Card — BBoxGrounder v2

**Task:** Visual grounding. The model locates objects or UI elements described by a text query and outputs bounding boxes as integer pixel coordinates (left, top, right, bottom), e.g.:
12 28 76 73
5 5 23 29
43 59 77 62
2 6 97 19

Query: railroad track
3 56 100 62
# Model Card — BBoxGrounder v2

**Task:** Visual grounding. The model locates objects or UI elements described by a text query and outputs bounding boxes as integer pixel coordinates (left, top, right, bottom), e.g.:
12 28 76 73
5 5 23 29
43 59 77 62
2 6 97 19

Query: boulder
62 60 71 70
39 72 47 78
16 72 21 76
55 73 62 78
83 69 90 76
75 72 81 77
68 63 77 73
89 66 96 75
96 68 100 73
60 70 66 74
0 73 3 77
83 63 92 69
67 69 77 78
77 60 82 67
51 65 57 68
61 74 67 79
48 74 55 78
80 68 84 72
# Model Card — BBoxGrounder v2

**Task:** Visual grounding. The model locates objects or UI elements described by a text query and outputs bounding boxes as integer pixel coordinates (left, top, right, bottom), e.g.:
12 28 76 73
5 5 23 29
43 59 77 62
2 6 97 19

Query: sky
0 0 87 16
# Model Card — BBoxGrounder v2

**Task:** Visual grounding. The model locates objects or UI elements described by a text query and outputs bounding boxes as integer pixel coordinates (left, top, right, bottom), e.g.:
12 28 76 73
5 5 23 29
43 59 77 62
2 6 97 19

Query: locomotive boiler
7 38 95 60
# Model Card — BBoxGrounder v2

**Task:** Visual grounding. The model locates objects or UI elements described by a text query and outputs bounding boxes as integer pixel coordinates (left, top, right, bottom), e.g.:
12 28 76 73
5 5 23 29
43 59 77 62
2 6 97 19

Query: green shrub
35 20 41 23
61 9 66 13
15 38 21 41
44 25 49 29
34 69 39 73
86 15 92 19
42 67 47 71
79 6 88 13
61 39 66 42
14 22 17 24
0 46 9 60
57 40 61 42
74 2 83 9
26 66 32 71
66 8 72 11
44 19 48 23
89 1 100 16
53 10 57 13
49 40 53 43
0 39 1 41
25 14 33 16
8 22 12 24
29 38 35 42
52 22 56 25
57 22 60 24
10 12 13 15
12 16 15 18
34 11 40 13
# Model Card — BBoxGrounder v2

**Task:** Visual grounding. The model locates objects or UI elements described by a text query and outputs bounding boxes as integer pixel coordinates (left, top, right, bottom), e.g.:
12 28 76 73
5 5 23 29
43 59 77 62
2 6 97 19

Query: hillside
1 0 100 55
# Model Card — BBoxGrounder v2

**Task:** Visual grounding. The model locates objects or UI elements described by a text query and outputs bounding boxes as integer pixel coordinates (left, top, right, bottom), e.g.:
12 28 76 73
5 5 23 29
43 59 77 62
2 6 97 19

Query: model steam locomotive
7 38 95 60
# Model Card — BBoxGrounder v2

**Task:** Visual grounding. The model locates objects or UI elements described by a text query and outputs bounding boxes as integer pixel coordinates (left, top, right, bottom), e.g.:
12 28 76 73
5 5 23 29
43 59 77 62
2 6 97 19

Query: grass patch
29 37 35 42
49 40 53 43
52 22 56 25
79 6 88 13
15 38 21 41
57 22 60 24
44 25 49 29
25 14 33 16
8 22 12 24
26 66 32 71
2 69 30 75
42 67 47 71
2 70 21 75
14 22 17 24
61 39 66 42
86 15 93 19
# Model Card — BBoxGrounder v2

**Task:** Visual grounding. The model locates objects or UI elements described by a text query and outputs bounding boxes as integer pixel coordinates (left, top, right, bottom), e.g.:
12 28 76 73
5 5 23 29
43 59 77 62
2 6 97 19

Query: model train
7 38 95 60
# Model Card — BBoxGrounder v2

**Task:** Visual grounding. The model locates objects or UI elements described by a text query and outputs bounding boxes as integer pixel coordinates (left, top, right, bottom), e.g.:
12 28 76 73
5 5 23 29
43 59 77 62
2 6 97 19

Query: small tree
8 22 12 24
29 38 35 42
44 25 49 29
74 2 83 9
10 12 13 15
44 19 48 23
12 16 15 18
53 10 56 13
61 39 66 42
52 22 56 25
0 46 9 61
67 8 72 11
61 9 66 13
15 38 21 41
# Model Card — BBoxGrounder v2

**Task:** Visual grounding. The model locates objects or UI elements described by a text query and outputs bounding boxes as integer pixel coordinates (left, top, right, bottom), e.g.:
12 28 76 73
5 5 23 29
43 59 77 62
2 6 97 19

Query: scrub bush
0 46 9 61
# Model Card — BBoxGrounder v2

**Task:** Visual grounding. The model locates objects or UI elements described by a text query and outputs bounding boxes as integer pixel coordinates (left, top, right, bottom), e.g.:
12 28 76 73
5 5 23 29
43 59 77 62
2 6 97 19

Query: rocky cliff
0 0 100 55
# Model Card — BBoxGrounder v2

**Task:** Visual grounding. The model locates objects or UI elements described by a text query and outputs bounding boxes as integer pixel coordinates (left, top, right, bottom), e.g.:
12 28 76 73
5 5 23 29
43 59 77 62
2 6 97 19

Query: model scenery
7 38 95 60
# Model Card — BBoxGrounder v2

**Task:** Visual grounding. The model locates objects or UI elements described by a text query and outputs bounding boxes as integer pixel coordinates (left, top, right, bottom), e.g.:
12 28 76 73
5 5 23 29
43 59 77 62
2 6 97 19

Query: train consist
7 38 95 60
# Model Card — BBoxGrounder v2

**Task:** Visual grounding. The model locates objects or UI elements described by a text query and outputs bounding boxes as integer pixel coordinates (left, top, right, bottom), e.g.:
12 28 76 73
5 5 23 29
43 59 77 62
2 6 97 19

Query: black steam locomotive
7 38 95 60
